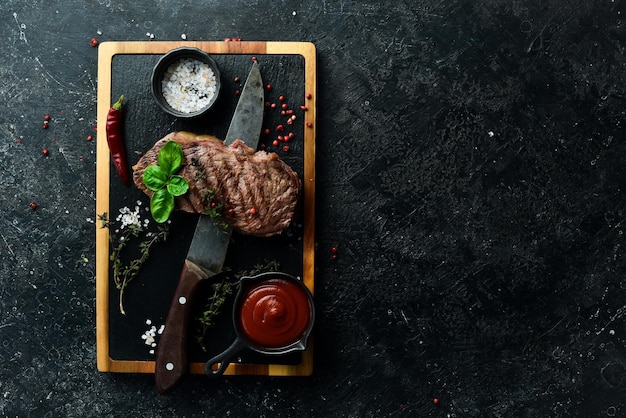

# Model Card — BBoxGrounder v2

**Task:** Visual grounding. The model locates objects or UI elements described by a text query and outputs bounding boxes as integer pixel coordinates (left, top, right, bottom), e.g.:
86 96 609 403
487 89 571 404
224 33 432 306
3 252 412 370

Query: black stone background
1 0 626 417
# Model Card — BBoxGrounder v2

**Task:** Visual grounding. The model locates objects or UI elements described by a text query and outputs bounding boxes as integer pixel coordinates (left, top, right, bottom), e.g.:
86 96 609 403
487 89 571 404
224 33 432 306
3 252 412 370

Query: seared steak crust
132 131 301 237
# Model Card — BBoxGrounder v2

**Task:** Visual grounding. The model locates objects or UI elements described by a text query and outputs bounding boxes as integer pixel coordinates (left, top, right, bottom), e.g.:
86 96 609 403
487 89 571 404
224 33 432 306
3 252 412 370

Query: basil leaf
167 175 189 197
142 165 168 191
158 141 184 176
150 188 175 223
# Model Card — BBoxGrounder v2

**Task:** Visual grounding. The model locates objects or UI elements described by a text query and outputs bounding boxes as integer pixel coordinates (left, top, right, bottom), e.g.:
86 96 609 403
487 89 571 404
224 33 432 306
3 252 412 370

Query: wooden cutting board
95 41 316 376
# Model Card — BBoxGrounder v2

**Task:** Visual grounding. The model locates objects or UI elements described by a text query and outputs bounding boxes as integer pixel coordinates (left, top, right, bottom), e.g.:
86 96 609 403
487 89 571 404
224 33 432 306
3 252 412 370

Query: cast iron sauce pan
204 272 314 377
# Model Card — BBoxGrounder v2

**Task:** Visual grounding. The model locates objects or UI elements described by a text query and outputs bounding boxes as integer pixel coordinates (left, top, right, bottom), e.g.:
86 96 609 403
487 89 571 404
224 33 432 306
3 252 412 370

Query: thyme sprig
99 207 170 315
201 189 230 233
194 259 281 351
195 278 234 351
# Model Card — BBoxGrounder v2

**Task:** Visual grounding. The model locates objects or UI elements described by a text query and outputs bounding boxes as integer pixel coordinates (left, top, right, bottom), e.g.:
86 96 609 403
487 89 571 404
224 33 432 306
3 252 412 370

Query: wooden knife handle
154 259 208 394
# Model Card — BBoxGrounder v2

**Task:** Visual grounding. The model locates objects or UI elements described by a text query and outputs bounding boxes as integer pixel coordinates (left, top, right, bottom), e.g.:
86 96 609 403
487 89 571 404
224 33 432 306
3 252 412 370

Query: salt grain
161 58 217 113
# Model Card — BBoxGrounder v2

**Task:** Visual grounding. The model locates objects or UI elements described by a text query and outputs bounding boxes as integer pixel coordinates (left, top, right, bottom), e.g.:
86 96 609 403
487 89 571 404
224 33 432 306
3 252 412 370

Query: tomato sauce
238 278 312 348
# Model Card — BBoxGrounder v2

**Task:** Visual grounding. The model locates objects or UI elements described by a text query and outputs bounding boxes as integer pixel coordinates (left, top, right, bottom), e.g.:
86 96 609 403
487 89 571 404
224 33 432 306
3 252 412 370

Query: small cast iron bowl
151 47 221 118
205 272 315 377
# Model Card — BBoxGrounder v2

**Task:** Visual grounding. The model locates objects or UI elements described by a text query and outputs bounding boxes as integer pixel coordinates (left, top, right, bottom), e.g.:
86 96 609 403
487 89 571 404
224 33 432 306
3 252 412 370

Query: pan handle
204 337 248 377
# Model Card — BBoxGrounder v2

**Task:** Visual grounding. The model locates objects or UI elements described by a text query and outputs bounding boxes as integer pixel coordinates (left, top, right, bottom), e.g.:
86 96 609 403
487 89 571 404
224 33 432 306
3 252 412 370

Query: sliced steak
132 131 301 237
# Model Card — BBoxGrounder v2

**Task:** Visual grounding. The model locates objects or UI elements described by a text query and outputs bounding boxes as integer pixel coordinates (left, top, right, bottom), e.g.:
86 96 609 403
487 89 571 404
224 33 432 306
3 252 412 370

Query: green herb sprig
195 278 234 351
194 260 281 351
143 141 189 223
201 189 230 232
99 211 170 315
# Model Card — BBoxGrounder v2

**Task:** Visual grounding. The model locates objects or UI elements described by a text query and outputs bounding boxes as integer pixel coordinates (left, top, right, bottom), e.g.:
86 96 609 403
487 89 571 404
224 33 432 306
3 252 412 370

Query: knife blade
154 62 264 394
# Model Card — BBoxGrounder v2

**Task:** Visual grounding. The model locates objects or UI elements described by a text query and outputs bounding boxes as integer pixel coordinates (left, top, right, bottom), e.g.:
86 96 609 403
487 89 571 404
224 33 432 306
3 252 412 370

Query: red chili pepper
106 95 130 187
91 38 99 47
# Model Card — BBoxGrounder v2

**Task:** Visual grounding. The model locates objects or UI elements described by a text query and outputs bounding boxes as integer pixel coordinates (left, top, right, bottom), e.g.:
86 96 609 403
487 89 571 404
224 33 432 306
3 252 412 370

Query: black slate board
97 44 314 373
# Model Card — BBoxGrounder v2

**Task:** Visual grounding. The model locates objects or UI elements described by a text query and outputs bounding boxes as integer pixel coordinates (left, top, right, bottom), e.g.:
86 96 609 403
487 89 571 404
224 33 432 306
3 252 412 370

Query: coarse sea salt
162 57 217 114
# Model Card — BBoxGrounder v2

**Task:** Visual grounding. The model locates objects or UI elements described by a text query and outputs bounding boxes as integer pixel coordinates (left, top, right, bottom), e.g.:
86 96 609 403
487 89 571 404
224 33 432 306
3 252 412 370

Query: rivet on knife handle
154 260 208 394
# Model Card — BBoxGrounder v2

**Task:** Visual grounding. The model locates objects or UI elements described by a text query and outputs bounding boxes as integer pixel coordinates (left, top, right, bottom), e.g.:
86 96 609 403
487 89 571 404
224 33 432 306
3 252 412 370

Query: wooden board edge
95 42 114 372
299 43 316 297
102 342 313 377
95 41 316 376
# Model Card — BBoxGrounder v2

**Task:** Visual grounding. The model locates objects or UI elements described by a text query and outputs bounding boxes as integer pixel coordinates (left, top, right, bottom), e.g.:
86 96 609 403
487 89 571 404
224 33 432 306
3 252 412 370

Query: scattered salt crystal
181 33 187 40
140 321 166 354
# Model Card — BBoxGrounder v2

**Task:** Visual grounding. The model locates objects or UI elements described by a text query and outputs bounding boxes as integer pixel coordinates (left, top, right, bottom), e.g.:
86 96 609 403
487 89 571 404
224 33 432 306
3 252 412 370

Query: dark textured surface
1 0 626 416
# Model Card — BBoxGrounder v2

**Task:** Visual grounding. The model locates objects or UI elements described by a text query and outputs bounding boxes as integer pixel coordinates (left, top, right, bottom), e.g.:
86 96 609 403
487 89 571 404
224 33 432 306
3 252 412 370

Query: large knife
155 62 264 394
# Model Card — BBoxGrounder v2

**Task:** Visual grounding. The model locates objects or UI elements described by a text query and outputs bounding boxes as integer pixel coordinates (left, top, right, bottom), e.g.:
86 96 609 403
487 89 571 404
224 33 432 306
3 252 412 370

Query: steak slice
132 131 301 237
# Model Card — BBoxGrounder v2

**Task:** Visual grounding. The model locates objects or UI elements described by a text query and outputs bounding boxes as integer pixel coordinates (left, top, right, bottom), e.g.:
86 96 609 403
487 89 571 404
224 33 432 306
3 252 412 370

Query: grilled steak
132 131 301 237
